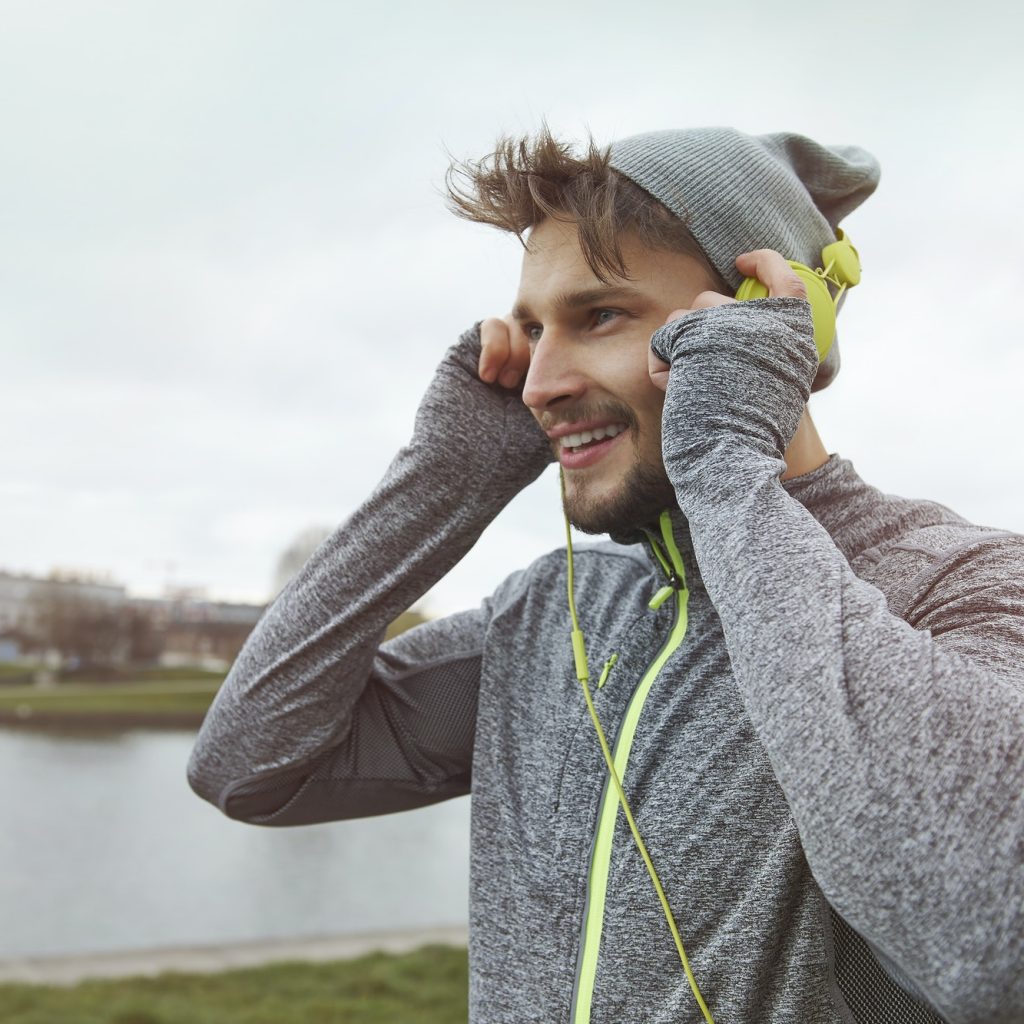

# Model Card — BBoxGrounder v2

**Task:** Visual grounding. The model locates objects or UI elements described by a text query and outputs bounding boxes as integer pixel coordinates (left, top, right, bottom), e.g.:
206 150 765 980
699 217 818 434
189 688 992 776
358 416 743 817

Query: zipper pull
597 653 618 689
648 572 683 611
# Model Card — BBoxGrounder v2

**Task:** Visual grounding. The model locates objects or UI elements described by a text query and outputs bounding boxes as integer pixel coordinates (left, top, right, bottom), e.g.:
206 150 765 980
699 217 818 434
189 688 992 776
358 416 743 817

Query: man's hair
445 125 730 291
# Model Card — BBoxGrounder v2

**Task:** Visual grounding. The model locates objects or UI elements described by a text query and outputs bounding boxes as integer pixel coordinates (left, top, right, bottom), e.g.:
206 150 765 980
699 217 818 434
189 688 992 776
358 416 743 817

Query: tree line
11 589 163 674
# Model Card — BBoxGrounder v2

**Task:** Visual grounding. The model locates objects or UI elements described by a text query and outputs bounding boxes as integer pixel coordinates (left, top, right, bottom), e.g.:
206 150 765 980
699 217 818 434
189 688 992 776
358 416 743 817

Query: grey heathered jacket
188 299 1024 1023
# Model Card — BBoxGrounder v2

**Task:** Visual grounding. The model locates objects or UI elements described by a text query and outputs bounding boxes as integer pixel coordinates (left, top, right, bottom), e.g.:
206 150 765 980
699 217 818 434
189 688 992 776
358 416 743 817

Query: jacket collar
611 507 704 591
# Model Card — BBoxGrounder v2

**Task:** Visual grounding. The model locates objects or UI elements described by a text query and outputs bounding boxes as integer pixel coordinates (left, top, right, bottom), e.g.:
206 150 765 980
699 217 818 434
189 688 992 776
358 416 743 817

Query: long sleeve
650 300 1024 1024
187 324 552 824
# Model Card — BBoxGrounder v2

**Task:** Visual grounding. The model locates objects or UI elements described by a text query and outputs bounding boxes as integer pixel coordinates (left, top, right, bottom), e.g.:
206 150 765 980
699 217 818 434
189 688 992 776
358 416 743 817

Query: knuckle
481 326 509 353
481 316 508 338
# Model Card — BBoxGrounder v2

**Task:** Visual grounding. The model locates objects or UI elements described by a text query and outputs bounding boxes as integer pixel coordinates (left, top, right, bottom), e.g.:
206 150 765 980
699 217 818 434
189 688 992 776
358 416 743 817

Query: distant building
0 569 264 670
132 594 266 671
0 570 127 663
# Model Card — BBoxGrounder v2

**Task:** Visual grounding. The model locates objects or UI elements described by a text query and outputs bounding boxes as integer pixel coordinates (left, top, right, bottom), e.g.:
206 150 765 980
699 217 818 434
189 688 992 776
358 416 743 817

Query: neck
781 407 829 481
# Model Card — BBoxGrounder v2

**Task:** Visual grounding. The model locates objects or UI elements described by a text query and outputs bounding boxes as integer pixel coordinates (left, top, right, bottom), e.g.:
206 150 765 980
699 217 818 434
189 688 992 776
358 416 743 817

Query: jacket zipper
569 511 690 1023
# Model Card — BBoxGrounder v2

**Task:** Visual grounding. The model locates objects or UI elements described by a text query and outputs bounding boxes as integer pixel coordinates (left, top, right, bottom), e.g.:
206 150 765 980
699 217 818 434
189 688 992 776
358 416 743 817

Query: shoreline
0 710 206 730
0 926 469 986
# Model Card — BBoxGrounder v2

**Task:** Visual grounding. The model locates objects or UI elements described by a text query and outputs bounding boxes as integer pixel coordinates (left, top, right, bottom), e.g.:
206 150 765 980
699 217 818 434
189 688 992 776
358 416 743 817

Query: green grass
0 679 222 716
0 662 32 677
0 664 35 683
59 666 229 684
0 945 469 1024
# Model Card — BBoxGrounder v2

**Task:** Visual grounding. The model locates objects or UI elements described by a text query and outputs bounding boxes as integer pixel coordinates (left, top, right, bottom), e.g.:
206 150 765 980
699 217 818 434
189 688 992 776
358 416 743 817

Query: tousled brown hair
445 124 729 289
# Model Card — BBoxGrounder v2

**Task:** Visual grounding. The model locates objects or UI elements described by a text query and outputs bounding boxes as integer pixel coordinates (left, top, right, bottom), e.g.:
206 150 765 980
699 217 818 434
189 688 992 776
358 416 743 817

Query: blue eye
527 325 543 343
594 309 619 327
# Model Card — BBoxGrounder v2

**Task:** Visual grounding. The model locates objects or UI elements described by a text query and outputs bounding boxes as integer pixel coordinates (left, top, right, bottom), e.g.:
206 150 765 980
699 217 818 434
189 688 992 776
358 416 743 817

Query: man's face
513 217 720 535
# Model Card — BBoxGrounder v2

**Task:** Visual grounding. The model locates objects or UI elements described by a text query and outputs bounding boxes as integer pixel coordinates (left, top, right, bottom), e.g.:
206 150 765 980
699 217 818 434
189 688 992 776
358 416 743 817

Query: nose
521 331 588 414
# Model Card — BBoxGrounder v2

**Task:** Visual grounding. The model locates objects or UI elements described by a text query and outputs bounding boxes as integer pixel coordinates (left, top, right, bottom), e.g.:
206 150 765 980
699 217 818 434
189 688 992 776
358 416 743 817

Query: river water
0 727 470 959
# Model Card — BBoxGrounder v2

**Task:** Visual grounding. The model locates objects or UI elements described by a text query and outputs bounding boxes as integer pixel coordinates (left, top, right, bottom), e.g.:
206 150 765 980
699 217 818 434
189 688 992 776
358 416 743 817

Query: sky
2 0 1023 615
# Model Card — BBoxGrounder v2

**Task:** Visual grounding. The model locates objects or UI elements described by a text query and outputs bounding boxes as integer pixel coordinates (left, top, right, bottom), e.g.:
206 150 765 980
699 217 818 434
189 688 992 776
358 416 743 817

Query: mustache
537 402 639 433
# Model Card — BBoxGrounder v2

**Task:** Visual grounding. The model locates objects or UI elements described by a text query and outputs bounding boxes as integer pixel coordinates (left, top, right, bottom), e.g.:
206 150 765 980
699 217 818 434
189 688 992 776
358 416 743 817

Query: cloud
2 0 1023 609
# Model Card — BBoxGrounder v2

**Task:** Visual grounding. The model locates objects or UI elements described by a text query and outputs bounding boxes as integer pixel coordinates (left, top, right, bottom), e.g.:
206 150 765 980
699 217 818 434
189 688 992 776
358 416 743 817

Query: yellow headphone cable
561 470 714 1023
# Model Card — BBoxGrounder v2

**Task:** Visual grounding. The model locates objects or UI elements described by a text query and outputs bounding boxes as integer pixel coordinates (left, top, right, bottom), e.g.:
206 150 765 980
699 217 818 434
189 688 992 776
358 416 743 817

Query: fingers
501 317 532 388
478 317 532 388
735 249 807 300
691 290 736 311
477 318 508 384
648 346 670 393
663 289 735 327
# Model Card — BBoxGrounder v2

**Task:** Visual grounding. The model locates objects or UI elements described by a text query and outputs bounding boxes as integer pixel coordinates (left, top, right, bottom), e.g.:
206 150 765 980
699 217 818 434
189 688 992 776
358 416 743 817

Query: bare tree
123 605 164 664
27 587 125 671
271 525 333 598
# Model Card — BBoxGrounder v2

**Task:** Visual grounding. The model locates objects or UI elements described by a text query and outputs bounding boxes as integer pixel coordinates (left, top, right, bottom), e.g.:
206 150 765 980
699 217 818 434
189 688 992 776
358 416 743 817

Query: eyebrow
510 285 644 322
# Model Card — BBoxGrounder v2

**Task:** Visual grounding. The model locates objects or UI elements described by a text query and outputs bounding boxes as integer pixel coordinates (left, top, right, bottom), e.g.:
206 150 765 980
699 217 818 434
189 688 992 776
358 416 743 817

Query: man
187 127 1024 1023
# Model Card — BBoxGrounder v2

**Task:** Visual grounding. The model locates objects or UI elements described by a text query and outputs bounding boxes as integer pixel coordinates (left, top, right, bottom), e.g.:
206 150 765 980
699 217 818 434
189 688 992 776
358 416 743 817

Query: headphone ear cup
791 264 836 364
822 231 861 287
734 262 835 364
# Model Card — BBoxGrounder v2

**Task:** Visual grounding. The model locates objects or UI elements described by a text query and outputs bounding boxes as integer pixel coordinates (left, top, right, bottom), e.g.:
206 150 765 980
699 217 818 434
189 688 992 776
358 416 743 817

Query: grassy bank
0 945 469 1024
0 677 222 729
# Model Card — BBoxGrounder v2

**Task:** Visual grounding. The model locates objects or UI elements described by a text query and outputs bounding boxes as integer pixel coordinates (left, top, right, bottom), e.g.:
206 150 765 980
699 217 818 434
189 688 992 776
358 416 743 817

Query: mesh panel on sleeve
830 906 948 1023
313 653 481 784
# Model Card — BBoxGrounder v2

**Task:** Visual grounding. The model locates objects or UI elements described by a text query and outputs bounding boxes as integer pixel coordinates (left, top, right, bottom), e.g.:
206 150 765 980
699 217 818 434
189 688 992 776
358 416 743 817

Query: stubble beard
562 431 677 537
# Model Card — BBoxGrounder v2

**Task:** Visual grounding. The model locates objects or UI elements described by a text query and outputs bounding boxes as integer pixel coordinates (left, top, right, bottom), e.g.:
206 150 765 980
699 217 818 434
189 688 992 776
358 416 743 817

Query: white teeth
559 423 627 449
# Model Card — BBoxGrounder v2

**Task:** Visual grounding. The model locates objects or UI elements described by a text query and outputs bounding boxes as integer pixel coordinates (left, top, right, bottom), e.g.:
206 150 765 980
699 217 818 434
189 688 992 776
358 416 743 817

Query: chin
565 461 677 536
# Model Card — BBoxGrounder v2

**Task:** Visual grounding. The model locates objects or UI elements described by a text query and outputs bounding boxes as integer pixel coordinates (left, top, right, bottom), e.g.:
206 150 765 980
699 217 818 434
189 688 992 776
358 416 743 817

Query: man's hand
478 316 531 390
648 249 808 392
647 249 818 490
414 319 553 476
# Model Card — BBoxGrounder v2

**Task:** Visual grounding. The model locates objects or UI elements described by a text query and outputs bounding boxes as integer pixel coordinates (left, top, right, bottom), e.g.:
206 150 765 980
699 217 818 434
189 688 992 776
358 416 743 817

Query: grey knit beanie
608 128 881 392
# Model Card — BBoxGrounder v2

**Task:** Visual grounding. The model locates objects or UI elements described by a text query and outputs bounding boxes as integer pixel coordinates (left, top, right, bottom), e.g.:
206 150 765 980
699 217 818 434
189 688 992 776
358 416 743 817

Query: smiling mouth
559 423 628 454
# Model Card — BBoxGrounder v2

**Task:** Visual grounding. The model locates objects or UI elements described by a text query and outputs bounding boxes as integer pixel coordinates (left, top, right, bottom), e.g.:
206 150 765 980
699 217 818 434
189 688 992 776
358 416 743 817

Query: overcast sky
3 0 1023 614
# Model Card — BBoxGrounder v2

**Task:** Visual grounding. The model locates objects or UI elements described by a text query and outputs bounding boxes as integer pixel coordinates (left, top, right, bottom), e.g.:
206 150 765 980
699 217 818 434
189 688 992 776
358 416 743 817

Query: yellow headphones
734 229 861 362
